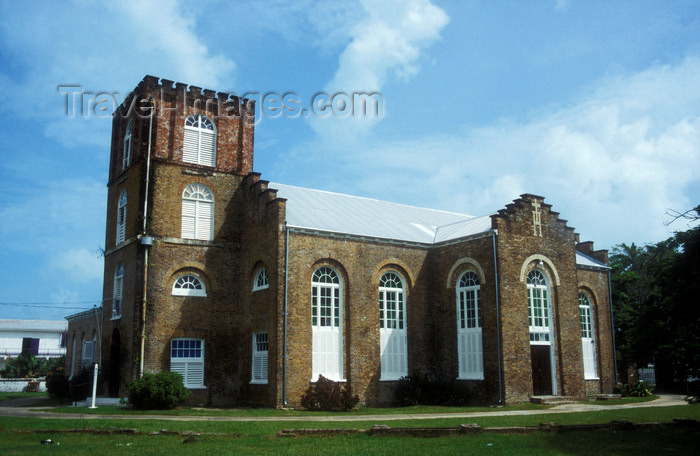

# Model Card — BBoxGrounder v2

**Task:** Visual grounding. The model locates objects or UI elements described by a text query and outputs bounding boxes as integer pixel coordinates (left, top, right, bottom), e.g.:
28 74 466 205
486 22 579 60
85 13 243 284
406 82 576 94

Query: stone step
530 395 578 406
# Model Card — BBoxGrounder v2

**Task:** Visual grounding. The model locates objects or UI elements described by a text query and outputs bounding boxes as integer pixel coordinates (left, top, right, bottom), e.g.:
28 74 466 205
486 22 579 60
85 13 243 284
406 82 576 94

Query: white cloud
302 56 700 248
308 0 449 141
0 0 237 148
50 248 104 284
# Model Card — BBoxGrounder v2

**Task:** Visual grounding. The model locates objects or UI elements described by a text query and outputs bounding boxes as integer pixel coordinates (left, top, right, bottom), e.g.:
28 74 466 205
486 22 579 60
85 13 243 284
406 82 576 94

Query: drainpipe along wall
139 99 154 378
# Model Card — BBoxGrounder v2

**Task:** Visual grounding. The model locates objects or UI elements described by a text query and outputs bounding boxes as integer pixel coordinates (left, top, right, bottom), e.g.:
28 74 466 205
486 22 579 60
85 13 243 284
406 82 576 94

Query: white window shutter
199 131 216 167
183 128 198 163
182 200 196 239
196 201 213 240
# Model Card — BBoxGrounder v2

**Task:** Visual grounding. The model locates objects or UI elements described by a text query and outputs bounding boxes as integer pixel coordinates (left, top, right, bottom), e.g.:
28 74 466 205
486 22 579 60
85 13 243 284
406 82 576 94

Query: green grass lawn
0 404 698 455
1 427 697 456
0 391 47 402
45 401 548 416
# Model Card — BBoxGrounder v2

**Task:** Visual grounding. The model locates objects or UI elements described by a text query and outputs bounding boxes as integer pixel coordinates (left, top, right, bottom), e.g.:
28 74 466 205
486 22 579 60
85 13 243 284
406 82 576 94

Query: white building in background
0 319 67 370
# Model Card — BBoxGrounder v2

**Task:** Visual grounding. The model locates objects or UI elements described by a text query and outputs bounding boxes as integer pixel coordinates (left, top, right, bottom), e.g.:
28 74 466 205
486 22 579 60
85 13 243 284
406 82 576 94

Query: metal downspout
283 223 289 405
492 230 503 404
608 269 619 384
139 98 154 378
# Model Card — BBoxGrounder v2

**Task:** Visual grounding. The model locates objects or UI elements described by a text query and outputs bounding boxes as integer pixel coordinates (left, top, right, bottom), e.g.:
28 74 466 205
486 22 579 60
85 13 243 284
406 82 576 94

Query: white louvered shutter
181 199 196 239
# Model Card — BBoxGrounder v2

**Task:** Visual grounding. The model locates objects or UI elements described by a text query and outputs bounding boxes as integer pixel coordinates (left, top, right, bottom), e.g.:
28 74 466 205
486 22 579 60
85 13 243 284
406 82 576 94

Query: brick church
66 76 616 406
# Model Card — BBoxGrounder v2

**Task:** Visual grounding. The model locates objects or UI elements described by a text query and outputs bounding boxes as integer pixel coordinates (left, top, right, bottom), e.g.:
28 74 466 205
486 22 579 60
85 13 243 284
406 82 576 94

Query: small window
123 119 132 169
171 338 205 388
251 332 269 384
172 273 207 297
183 114 216 166
253 268 269 291
22 337 40 356
112 263 123 318
116 190 127 244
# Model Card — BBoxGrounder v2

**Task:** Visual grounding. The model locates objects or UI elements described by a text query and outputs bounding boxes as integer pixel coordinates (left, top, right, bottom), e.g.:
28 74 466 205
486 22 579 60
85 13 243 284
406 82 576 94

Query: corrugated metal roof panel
271 183 492 244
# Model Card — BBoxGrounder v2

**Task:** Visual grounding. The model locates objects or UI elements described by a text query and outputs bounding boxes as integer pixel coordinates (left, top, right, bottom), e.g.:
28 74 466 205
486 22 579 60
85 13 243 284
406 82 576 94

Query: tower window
116 190 127 245
123 119 132 169
182 183 214 241
183 114 216 167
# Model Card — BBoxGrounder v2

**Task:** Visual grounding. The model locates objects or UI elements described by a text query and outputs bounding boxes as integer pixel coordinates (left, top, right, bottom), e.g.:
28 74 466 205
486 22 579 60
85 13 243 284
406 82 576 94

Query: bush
300 375 359 411
45 366 70 401
615 380 654 397
128 372 190 410
396 371 470 406
69 366 94 401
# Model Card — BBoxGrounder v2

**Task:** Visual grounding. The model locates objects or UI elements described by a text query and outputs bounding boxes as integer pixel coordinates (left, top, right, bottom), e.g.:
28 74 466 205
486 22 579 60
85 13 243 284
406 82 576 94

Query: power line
0 301 102 310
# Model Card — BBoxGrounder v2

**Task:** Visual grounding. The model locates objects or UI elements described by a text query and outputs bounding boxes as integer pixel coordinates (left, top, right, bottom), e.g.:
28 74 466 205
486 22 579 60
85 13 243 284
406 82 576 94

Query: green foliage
1 354 66 379
45 365 70 400
615 381 654 397
2 353 46 378
396 371 470 406
69 366 93 401
611 210 700 388
128 372 191 410
300 375 360 411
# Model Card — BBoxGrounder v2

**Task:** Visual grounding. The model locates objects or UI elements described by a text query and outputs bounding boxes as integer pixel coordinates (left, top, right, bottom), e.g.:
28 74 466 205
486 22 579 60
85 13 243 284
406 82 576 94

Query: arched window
379 271 407 380
123 119 132 169
527 268 556 395
579 292 597 379
253 268 269 291
311 266 343 381
172 273 207 297
116 190 127 244
171 338 204 388
456 270 483 379
527 270 551 342
183 114 216 167
182 183 214 241
112 263 123 319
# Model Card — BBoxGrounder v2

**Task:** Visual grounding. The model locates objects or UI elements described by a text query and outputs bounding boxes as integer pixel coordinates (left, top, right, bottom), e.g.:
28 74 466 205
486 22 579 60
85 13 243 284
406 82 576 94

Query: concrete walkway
0 394 689 422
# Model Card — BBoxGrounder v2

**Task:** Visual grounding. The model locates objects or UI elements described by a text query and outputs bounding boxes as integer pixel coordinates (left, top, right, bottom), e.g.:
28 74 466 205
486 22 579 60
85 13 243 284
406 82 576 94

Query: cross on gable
532 200 542 237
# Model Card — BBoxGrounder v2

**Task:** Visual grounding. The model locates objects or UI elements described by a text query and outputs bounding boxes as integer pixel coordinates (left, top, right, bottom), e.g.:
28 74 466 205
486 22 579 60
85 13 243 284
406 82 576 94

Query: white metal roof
0 319 67 332
271 183 493 244
575 252 609 269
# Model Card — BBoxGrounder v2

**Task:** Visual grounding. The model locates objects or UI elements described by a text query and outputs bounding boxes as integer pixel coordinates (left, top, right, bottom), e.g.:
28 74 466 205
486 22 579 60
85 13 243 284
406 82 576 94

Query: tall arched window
457 271 483 379
112 262 123 319
527 270 551 342
116 190 127 244
579 292 597 379
527 268 556 395
311 266 342 381
379 271 407 380
123 119 132 169
183 114 216 167
182 183 214 241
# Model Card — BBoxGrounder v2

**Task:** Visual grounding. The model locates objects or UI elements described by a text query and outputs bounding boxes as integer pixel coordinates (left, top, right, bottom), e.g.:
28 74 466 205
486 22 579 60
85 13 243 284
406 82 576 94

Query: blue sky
1 0 699 320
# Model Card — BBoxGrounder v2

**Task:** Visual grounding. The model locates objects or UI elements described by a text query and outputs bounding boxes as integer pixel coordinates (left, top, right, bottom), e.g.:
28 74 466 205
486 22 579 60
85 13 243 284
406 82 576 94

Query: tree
611 205 700 390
